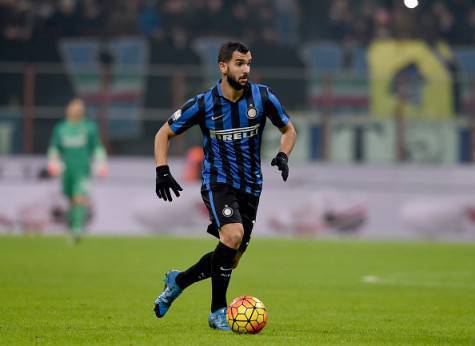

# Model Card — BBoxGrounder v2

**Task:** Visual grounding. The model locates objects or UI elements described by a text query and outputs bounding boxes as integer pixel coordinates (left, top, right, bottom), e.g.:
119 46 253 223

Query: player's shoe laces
154 270 182 318
208 307 230 331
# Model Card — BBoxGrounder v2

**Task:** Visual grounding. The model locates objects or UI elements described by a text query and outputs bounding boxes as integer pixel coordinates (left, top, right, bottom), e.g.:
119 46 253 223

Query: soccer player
153 42 297 330
47 98 108 243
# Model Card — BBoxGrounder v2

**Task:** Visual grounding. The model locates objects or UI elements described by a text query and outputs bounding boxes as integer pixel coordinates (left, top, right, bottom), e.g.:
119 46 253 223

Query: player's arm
265 88 297 181
47 126 63 176
154 97 201 202
154 122 177 167
154 122 183 202
89 123 108 177
277 121 297 158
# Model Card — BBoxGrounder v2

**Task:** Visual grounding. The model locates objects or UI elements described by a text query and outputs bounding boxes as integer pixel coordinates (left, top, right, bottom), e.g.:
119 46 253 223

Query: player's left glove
47 160 62 177
271 152 289 182
94 162 109 178
156 165 183 202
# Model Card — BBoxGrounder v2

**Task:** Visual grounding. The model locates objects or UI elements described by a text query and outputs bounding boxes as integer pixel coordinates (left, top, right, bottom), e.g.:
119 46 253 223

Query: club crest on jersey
171 109 182 121
222 205 234 217
247 105 257 119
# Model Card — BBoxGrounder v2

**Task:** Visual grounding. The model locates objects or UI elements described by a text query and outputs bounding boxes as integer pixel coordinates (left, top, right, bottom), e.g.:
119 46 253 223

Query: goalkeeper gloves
271 152 289 182
94 162 109 178
47 160 62 177
156 165 183 202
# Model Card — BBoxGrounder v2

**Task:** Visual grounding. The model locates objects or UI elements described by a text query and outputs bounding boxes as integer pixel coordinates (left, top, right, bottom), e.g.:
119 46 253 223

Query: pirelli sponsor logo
209 124 260 141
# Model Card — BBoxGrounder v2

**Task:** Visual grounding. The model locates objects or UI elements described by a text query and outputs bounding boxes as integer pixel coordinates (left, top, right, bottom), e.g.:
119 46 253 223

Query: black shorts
201 184 260 253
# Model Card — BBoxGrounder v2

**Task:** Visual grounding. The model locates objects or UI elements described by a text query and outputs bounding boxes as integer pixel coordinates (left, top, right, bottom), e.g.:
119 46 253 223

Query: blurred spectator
273 0 301 46
464 7 475 45
160 0 189 32
44 0 80 39
432 1 456 43
373 7 391 39
198 0 230 37
79 0 104 37
251 25 306 109
328 0 353 42
0 0 32 42
104 1 138 37
228 2 260 43
2 0 475 49
352 0 376 44
392 2 417 39
138 0 163 40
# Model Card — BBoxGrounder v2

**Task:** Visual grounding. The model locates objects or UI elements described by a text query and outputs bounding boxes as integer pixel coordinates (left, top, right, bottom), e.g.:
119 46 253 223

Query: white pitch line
362 275 475 289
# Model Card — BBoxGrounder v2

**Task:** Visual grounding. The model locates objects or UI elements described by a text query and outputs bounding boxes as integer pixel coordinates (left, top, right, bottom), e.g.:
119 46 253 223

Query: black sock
175 252 213 290
211 242 237 312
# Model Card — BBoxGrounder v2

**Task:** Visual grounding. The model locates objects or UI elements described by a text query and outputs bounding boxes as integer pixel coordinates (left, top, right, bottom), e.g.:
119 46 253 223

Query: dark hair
217 41 250 63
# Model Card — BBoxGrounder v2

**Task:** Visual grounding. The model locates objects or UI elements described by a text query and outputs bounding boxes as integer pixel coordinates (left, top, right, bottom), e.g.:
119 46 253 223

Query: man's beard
226 74 247 91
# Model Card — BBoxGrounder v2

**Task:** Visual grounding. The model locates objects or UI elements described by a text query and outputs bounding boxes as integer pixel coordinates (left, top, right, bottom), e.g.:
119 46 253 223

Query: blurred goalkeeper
47 98 108 243
153 42 297 330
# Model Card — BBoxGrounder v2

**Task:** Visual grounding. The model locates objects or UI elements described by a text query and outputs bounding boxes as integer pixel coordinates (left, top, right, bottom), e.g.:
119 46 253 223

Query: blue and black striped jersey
168 80 289 196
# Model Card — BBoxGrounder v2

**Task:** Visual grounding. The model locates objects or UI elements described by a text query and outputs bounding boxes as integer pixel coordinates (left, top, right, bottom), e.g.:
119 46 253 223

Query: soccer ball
226 296 268 334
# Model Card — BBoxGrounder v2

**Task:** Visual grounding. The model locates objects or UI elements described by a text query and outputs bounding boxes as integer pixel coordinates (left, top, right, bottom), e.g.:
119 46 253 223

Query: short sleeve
167 96 203 135
264 88 289 129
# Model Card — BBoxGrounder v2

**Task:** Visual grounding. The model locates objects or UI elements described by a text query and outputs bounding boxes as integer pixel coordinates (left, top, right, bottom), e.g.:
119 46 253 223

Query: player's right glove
271 152 289 182
156 165 183 202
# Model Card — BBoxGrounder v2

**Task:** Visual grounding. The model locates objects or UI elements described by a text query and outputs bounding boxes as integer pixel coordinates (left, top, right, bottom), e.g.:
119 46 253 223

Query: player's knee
226 230 243 249
220 224 244 249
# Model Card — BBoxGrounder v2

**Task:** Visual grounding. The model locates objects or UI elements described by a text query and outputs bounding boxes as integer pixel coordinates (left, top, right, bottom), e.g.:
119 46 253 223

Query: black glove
156 165 183 202
271 152 289 182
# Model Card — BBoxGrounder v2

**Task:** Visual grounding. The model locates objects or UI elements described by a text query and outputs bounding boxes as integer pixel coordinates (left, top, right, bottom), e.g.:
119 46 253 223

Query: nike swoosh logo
212 114 224 121
219 266 233 271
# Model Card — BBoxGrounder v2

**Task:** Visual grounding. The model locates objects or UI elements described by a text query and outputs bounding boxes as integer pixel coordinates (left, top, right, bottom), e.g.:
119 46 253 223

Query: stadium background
1 0 475 238
1 1 475 345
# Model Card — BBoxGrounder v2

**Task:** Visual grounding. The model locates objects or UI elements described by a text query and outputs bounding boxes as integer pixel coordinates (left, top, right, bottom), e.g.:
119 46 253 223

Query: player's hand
271 152 289 182
47 161 62 177
156 165 183 202
94 162 109 178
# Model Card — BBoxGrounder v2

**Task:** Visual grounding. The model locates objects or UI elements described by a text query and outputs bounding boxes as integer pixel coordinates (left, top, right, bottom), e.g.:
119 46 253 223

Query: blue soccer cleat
154 270 183 318
208 307 230 331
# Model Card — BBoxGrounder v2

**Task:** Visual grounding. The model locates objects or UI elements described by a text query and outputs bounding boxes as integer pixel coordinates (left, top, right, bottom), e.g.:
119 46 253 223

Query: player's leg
174 251 213 289
232 192 260 268
154 224 216 318
205 186 244 330
68 173 90 243
154 227 215 318
210 221 242 309
154 185 241 327
208 193 260 328
63 170 79 240
207 222 243 331
153 269 184 318
174 186 241 291
70 196 87 233
173 214 248 287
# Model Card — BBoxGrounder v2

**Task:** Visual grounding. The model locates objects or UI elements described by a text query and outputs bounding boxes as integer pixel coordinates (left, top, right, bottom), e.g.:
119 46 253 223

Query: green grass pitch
1 235 474 345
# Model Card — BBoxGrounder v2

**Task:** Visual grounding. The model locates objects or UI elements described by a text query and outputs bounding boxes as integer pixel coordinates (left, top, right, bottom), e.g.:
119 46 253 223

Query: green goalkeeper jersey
48 119 105 173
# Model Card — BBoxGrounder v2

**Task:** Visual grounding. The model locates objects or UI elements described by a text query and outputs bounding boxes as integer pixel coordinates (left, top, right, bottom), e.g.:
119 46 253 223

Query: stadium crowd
1 0 475 56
